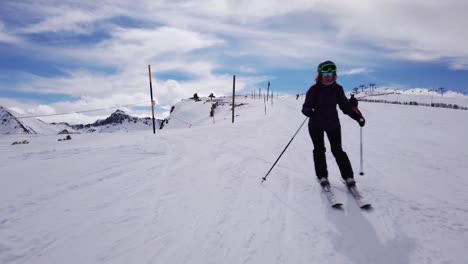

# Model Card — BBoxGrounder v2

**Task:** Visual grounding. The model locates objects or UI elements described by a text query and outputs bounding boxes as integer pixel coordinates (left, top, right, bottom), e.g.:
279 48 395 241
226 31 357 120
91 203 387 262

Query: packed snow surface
1 96 467 264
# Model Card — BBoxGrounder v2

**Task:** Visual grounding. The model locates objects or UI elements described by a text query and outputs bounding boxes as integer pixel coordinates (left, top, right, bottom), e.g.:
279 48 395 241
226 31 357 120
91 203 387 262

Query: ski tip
360 204 372 210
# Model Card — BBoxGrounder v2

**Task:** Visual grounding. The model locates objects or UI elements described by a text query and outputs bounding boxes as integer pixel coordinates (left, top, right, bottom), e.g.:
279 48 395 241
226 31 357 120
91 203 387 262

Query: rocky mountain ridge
1 107 159 135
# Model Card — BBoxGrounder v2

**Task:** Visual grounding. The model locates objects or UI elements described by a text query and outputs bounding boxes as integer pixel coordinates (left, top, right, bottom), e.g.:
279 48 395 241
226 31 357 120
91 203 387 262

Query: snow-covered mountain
0 107 160 135
352 87 468 108
0 106 37 135
65 109 159 133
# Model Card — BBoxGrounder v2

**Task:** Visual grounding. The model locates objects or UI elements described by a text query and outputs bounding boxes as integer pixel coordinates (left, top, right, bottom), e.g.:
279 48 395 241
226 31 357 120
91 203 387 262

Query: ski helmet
317 60 337 74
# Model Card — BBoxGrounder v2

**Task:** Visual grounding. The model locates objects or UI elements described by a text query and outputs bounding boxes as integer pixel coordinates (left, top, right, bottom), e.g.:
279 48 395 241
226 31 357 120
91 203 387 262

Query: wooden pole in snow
267 81 270 101
232 75 236 123
148 65 156 134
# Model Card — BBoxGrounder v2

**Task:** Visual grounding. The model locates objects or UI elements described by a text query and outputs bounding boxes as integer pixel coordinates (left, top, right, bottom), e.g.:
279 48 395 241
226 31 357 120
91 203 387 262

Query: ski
347 185 372 209
321 185 343 208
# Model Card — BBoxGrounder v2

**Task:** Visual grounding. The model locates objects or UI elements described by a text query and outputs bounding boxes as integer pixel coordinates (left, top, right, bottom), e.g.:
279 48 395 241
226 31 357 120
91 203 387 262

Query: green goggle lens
319 64 337 73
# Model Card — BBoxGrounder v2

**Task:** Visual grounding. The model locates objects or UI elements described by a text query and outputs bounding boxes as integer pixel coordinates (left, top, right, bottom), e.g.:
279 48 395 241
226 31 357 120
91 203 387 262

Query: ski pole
262 117 308 183
359 127 364 176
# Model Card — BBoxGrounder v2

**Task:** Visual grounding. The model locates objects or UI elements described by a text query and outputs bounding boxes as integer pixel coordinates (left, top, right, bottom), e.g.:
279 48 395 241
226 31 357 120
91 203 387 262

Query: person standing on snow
301 61 365 188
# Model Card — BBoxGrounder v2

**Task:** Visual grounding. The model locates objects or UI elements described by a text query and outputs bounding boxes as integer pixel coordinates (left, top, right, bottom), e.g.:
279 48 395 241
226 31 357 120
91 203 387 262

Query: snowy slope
1 96 467 264
165 96 254 129
20 118 73 135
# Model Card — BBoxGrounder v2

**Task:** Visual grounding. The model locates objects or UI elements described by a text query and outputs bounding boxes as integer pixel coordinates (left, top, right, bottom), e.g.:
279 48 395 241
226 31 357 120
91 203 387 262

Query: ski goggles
321 72 334 77
318 64 337 73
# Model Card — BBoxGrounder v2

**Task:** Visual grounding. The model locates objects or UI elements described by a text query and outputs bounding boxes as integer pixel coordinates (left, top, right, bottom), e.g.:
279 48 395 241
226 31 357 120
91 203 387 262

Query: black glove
357 116 365 127
301 107 315 117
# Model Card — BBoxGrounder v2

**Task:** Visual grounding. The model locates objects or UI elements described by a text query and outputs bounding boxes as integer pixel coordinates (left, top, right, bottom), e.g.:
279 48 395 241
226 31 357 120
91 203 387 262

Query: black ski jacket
302 82 361 130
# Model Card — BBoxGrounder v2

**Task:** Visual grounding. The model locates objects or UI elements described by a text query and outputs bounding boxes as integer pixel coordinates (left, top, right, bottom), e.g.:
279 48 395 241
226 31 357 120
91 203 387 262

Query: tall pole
232 75 236 123
148 65 156 134
267 81 270 101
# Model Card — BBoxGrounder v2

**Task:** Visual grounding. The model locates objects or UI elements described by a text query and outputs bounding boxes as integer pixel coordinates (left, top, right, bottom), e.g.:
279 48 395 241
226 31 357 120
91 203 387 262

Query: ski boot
345 178 356 188
318 177 330 188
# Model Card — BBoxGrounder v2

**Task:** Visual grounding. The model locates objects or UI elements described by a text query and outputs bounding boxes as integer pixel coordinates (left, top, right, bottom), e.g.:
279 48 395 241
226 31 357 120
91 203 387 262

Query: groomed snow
1 95 467 264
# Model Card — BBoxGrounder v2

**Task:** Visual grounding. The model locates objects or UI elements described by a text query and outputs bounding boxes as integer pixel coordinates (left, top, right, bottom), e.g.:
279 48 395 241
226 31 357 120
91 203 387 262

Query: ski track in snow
1 96 468 263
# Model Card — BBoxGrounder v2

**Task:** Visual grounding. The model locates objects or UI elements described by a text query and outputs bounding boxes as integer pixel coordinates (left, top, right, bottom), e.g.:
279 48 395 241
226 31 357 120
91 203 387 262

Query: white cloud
447 58 468 71
154 60 221 79
0 31 20 44
0 21 22 44
8 0 468 65
325 0 468 65
19 10 100 35
341 68 370 76
40 26 225 71
10 1 121 35
239 66 256 74
34 104 57 115
8 0 467 69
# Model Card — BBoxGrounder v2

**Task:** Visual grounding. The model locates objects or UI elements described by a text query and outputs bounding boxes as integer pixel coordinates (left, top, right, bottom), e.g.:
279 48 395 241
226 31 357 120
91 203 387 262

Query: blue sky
1 0 467 123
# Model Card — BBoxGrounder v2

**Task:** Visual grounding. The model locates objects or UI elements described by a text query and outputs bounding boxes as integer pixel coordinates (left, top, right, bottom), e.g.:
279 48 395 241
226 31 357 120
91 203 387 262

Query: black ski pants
308 126 354 180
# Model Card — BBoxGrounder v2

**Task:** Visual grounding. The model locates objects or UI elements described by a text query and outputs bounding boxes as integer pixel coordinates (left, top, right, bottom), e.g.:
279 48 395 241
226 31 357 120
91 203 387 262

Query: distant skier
301 61 365 188
209 93 216 117
192 93 200 101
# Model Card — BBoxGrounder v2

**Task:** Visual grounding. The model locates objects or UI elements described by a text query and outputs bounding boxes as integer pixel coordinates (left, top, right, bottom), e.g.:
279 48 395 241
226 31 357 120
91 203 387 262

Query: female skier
302 61 365 188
